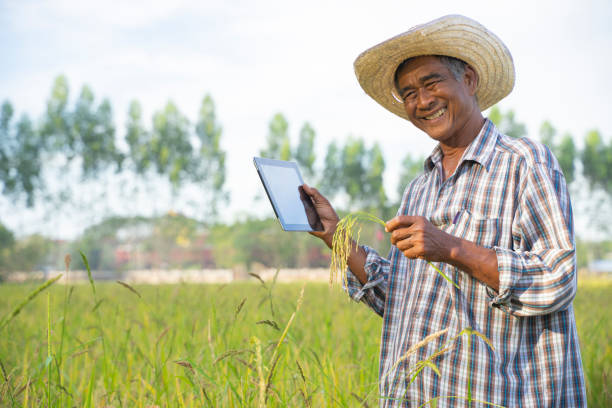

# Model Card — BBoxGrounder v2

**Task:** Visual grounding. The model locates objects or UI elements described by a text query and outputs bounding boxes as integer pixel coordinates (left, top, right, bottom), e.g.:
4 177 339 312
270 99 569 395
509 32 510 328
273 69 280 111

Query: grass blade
79 251 95 296
116 281 142 298
0 274 63 331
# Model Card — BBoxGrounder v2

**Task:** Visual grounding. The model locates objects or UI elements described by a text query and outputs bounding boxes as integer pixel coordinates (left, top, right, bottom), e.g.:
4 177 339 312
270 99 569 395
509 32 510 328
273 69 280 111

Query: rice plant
0 256 607 406
330 212 459 289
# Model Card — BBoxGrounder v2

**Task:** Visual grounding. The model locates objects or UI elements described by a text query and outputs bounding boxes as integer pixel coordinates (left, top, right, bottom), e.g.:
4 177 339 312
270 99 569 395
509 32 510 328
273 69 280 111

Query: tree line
1 75 612 273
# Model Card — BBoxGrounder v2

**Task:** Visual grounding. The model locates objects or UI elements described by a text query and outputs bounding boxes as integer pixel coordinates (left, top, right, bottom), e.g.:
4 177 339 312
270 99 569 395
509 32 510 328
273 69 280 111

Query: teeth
425 108 446 120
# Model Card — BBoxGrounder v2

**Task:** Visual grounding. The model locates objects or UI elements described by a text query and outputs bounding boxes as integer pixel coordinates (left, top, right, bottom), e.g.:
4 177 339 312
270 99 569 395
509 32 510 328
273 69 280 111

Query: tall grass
0 267 609 406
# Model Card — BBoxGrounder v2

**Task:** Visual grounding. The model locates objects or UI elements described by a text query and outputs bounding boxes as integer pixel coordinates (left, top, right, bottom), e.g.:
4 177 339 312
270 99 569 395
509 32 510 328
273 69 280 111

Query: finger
389 227 413 245
385 215 420 233
402 246 425 260
394 237 414 252
301 183 325 203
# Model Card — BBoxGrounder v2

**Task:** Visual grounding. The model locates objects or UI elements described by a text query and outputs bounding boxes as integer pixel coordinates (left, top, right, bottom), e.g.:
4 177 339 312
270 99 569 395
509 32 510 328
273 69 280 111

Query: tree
397 153 424 199
260 113 290 160
341 137 367 207
150 101 192 190
488 106 527 138
0 101 42 206
539 121 576 184
363 143 387 210
294 122 316 178
0 222 15 274
557 134 576 185
320 140 342 197
581 130 612 194
319 137 388 212
194 94 229 218
40 75 71 151
125 100 149 174
72 86 119 177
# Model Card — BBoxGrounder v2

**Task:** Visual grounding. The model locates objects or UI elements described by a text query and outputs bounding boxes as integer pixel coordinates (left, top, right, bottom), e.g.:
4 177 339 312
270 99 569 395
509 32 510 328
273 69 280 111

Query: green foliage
0 222 15 277
194 94 229 218
0 234 55 272
294 122 316 178
2 76 228 223
41 75 71 151
150 101 193 188
260 113 291 161
582 129 612 195
0 279 608 406
209 217 330 269
125 100 149 173
319 140 342 196
539 121 576 184
488 105 527 139
397 153 424 200
320 137 387 215
0 101 42 206
72 86 120 177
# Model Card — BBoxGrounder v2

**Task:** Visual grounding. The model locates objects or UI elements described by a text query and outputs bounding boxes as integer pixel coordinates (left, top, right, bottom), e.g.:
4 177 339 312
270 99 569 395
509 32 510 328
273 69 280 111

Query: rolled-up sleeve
488 162 577 317
343 245 389 317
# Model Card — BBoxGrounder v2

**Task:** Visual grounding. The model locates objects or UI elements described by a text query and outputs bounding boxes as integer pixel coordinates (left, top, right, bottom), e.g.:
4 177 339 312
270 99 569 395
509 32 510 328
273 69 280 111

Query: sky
1 0 612 238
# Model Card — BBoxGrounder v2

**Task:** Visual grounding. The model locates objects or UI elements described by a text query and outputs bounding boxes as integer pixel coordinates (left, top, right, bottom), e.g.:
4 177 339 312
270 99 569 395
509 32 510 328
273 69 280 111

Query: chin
422 125 451 142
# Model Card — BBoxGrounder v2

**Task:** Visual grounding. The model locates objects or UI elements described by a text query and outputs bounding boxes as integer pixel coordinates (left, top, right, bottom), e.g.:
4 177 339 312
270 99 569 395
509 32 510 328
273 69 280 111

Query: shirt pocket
431 207 501 248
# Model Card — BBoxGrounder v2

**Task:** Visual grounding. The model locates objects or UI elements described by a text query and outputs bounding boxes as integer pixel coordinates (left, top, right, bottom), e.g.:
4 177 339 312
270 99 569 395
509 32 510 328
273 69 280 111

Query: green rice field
0 275 610 407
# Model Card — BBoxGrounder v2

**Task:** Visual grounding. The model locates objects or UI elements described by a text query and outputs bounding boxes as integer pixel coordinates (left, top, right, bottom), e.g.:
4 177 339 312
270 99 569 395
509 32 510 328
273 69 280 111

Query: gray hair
436 55 467 80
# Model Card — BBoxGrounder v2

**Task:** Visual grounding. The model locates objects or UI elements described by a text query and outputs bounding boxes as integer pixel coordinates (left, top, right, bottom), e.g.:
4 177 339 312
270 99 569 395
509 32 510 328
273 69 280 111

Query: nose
416 88 435 111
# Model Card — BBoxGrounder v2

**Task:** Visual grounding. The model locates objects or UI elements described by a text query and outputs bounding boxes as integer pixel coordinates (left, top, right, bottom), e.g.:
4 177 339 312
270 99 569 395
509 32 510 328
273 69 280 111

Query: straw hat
354 14 515 120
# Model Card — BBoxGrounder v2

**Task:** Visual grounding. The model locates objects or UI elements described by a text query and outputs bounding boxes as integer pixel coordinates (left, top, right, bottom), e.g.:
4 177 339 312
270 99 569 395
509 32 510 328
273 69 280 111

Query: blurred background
1 0 612 280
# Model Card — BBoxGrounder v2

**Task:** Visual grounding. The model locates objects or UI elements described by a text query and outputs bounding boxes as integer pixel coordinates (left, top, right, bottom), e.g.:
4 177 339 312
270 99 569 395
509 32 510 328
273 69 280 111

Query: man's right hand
300 184 339 249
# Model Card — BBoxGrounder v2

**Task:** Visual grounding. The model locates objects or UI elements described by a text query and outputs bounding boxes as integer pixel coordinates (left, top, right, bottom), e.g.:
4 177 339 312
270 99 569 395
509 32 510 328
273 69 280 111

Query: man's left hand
386 215 452 262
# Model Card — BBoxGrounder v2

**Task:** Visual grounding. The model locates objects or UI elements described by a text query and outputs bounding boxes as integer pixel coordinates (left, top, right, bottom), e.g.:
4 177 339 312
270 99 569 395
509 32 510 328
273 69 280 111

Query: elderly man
302 15 586 407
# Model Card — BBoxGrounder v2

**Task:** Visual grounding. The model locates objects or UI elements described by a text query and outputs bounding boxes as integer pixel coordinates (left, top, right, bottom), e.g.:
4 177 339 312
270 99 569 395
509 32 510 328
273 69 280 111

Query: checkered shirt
345 119 586 407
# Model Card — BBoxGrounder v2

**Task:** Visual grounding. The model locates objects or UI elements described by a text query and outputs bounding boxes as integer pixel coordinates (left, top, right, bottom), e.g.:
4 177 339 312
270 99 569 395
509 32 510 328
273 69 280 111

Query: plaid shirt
345 119 586 407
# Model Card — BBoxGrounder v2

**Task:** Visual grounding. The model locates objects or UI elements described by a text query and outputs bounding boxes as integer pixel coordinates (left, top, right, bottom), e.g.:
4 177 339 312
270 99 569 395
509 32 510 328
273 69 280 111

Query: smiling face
395 56 482 146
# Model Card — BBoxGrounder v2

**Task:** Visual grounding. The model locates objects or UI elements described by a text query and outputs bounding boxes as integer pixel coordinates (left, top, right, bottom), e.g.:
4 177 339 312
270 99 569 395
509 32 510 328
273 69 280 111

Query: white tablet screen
260 163 310 226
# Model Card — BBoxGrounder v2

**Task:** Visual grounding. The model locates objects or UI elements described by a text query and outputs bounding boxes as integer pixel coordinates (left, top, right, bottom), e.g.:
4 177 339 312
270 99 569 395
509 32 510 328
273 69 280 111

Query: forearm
346 240 368 286
444 234 499 291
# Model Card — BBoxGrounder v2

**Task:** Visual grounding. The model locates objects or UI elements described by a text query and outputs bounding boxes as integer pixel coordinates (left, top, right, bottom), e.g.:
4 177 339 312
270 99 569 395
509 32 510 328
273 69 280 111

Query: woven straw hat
354 14 515 120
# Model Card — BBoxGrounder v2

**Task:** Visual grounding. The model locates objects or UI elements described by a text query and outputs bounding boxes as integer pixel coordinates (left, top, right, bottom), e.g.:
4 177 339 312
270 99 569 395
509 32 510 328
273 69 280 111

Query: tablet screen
254 157 323 231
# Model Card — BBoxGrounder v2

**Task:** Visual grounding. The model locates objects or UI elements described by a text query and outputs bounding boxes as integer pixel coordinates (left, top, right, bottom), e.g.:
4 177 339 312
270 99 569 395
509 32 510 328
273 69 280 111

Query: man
302 15 586 407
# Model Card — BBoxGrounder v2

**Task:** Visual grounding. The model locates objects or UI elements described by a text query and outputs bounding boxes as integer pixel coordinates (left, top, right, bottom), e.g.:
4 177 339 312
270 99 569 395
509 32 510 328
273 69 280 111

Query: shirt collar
424 118 499 172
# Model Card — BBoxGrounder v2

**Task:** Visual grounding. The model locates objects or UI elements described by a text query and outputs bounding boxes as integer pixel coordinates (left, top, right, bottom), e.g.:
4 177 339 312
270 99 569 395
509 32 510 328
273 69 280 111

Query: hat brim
354 15 515 120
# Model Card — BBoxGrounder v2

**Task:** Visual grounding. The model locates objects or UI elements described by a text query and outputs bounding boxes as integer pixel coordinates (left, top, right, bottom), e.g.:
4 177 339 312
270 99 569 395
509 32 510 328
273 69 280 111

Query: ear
463 65 479 96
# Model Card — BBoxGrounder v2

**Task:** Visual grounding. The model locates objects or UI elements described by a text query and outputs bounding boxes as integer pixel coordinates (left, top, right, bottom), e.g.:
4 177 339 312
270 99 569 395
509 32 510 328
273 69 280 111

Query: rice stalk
80 250 95 296
116 281 142 298
234 297 247 319
330 212 459 289
57 254 72 406
213 349 254 365
253 337 266 408
0 359 15 406
0 273 63 331
256 319 280 331
381 328 449 384
351 391 370 408
268 286 304 367
47 291 52 407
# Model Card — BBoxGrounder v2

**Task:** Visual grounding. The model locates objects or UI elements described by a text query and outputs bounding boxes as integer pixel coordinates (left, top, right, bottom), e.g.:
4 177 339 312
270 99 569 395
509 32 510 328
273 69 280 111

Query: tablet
253 157 323 231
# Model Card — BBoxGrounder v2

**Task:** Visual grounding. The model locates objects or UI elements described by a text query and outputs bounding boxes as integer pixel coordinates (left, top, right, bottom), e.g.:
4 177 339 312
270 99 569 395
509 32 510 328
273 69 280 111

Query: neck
439 111 485 180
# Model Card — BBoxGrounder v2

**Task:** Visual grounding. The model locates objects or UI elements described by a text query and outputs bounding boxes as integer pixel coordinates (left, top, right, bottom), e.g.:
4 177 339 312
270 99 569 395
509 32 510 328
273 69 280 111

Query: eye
402 90 416 101
425 80 441 89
